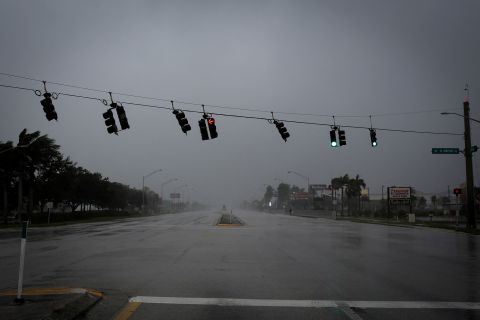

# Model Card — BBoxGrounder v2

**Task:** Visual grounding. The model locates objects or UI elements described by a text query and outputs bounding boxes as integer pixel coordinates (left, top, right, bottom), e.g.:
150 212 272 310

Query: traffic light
103 109 118 134
330 130 337 147
369 129 377 147
173 110 191 134
338 129 346 146
40 92 58 121
207 117 218 139
198 119 209 140
116 105 130 130
274 120 290 142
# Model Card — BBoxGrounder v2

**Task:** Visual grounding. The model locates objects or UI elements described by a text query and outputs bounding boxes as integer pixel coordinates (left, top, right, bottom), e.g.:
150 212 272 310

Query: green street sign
432 148 460 154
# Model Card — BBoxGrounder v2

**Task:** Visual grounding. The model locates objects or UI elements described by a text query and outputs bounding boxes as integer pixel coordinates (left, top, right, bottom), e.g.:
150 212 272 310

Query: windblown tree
277 183 290 208
16 129 62 220
346 174 366 213
1 129 158 224
331 174 350 215
263 185 274 206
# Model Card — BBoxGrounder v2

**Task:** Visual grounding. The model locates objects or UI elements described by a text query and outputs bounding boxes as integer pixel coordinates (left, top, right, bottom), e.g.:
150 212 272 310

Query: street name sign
432 148 459 154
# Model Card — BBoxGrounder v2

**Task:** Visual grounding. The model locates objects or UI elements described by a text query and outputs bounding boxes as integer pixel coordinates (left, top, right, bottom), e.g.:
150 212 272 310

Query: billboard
388 187 411 199
170 193 181 199
291 192 311 200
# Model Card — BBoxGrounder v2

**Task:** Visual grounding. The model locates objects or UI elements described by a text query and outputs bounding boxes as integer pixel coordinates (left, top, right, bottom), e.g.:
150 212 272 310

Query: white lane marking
129 296 480 310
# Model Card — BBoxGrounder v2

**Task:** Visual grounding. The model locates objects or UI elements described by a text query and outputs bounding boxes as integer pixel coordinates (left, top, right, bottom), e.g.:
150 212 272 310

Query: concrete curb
43 290 102 320
0 288 103 320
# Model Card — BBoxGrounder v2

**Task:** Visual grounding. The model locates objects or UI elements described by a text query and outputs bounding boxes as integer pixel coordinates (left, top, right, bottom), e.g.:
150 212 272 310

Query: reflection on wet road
0 210 479 319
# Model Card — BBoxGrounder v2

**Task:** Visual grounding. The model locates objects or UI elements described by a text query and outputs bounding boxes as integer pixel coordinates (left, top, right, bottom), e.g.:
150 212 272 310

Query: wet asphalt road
0 209 479 319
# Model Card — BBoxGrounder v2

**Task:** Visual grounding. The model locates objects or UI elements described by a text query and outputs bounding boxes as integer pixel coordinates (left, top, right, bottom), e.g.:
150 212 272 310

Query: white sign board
389 187 411 199
46 202 54 209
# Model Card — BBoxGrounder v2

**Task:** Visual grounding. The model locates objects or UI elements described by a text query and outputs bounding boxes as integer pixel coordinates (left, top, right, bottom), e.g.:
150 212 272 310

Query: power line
0 82 464 136
0 71 462 119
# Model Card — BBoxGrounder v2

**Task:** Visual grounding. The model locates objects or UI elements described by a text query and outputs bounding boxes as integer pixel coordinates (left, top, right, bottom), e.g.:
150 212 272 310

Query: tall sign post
387 187 412 220
14 221 29 304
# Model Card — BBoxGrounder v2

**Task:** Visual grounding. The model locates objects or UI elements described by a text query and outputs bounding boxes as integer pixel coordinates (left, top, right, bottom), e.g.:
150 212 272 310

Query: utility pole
463 97 476 229
440 87 478 228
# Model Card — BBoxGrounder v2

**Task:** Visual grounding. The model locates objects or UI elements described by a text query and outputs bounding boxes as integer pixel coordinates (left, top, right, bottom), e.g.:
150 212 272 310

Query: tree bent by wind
1 129 154 224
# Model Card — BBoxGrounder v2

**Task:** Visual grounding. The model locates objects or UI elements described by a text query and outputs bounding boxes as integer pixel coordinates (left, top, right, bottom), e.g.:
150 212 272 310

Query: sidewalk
0 287 102 320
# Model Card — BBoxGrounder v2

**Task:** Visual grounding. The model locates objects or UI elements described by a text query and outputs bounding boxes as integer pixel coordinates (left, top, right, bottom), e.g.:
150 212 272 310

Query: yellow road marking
0 287 103 297
113 302 142 320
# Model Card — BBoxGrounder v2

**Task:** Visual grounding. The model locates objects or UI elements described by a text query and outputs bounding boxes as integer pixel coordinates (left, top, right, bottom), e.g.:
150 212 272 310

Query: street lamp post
161 178 178 201
288 170 310 192
142 169 162 210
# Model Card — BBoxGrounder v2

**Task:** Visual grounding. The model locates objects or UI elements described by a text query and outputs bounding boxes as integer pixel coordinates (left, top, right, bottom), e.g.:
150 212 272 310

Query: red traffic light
453 188 462 195
207 118 215 125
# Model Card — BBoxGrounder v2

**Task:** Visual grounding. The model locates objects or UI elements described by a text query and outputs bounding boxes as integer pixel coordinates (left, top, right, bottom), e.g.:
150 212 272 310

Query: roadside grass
0 210 170 229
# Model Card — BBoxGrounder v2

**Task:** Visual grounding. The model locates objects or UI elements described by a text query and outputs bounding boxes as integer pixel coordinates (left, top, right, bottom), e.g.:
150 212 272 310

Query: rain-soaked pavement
0 209 479 319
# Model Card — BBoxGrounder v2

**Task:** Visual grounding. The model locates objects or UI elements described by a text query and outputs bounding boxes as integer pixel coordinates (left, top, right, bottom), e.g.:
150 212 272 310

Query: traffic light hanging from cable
369 129 377 147
274 120 290 142
198 118 209 140
338 129 346 146
207 117 218 139
103 109 118 134
330 129 338 147
40 92 58 121
173 110 191 134
116 105 130 130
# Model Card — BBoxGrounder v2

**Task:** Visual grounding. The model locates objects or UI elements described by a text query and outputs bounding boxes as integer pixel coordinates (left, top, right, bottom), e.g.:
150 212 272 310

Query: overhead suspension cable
0 83 464 137
0 71 462 119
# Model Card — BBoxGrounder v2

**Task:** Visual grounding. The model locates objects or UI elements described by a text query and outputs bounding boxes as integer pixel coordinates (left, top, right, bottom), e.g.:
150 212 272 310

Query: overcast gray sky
1 0 479 205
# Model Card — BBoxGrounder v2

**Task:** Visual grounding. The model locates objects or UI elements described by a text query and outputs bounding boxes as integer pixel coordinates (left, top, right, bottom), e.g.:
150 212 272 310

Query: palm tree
331 174 350 216
14 129 61 221
346 174 366 213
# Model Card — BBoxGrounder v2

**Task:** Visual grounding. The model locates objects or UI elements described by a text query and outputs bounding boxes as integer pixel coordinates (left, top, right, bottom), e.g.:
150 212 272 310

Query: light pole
161 178 178 201
287 170 310 191
441 112 480 124
441 94 477 229
142 169 162 210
